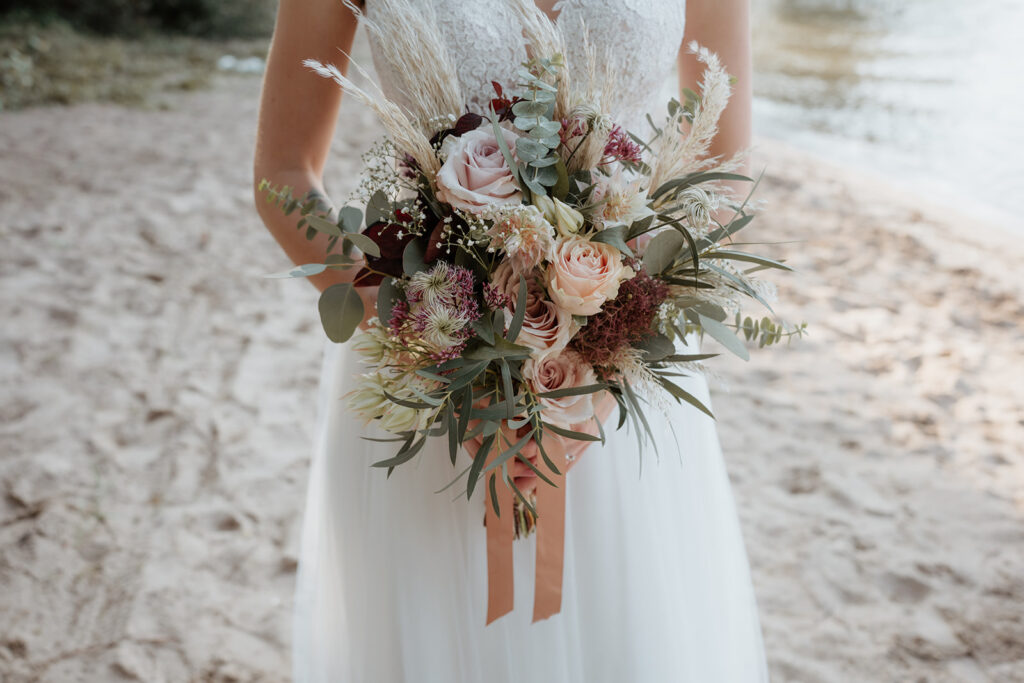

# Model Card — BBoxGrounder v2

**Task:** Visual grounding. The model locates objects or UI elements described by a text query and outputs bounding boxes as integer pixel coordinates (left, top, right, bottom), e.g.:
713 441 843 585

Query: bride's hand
462 391 617 497
559 391 617 470
462 420 541 495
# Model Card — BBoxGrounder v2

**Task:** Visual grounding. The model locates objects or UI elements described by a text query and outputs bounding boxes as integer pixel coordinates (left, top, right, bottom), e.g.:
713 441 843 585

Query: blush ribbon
484 436 567 625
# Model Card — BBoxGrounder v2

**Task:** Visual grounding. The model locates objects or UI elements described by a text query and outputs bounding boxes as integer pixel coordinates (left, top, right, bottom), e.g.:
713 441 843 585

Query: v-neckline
534 0 565 24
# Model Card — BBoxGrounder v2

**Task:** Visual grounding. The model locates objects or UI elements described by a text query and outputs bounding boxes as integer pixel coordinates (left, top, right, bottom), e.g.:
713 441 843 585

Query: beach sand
1 69 1022 681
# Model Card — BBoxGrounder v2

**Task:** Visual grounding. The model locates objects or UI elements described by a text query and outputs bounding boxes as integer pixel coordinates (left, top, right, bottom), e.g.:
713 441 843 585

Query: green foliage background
1 0 276 38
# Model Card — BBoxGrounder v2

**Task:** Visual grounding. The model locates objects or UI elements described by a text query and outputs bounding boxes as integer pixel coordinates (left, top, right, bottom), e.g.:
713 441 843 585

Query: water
752 0 1024 228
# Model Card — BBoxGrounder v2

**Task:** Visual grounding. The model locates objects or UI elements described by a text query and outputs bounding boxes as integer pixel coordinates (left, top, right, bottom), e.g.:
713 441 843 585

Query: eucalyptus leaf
465 337 532 361
526 164 559 186
506 275 527 343
371 434 426 468
402 239 426 276
529 120 561 138
651 171 752 201
590 225 633 257
535 383 607 399
690 311 749 361
482 430 533 475
642 230 685 274
500 360 515 419
528 155 559 168
466 433 495 499
516 137 548 159
325 253 355 269
318 283 364 343
446 408 459 464
637 333 675 361
512 99 548 117
265 263 328 279
305 214 342 237
541 422 601 442
654 374 714 419
706 249 793 271
365 190 389 227
345 232 381 258
339 206 362 233
471 312 495 345
513 116 541 132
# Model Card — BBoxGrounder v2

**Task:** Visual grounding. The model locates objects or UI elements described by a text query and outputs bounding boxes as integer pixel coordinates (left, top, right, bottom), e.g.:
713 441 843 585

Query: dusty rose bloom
546 236 636 316
436 127 521 213
523 348 597 426
491 262 577 355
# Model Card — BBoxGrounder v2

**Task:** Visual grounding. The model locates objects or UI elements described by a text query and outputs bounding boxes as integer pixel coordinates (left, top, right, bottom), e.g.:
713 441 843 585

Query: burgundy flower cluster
388 263 482 362
569 266 669 368
482 282 512 310
602 124 643 165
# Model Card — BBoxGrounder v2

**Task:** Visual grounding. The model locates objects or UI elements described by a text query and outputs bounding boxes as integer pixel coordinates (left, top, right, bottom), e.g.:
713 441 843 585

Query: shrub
0 0 276 38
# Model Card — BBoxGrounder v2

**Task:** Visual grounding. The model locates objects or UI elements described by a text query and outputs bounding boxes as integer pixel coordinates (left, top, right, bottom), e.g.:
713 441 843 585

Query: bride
254 0 768 681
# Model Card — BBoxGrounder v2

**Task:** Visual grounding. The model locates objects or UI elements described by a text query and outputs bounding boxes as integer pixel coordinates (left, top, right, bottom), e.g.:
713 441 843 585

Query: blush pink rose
491 262 577 354
522 348 597 426
436 127 522 213
546 237 635 316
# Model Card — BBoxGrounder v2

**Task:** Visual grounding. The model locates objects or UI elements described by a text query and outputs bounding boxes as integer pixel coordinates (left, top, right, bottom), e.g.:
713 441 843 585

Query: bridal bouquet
260 0 802 623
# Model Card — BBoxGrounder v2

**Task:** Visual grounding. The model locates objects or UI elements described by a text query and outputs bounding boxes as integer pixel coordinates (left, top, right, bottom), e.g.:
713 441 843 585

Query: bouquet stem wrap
485 436 568 624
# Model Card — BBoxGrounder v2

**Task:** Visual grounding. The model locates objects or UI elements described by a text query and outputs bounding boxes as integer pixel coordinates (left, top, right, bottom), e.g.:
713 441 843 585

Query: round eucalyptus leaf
530 164 559 186
513 116 540 131
318 283 364 343
512 99 547 117
528 120 561 138
339 206 362 233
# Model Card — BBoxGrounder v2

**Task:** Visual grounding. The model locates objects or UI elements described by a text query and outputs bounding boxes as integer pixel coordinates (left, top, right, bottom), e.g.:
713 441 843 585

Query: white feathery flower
420 306 470 350
678 186 716 230
407 261 456 306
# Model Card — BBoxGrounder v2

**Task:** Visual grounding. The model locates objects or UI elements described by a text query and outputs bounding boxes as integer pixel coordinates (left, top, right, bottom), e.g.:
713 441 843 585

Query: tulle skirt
292 338 769 682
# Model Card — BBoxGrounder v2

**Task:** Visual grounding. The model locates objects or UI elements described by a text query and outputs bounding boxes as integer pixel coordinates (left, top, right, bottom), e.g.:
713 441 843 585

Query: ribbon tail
532 436 567 623
484 462 515 625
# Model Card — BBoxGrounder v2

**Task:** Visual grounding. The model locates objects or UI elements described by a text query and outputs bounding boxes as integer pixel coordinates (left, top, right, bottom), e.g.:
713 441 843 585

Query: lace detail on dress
365 0 686 131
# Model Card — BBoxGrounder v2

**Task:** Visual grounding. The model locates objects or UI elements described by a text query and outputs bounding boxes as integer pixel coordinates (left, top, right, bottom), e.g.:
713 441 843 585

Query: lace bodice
364 0 686 130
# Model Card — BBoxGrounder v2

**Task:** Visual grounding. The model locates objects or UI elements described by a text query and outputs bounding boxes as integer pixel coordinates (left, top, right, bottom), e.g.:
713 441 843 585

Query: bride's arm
253 0 360 294
678 0 753 165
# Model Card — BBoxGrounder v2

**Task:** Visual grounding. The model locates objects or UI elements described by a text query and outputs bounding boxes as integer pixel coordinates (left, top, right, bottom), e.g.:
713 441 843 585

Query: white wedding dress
293 1 769 681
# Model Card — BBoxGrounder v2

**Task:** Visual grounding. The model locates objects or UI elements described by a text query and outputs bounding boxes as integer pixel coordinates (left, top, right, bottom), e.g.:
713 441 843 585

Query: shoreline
752 132 1024 241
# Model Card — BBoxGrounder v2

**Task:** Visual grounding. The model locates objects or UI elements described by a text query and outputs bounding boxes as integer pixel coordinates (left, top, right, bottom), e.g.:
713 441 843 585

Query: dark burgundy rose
354 221 416 286
451 112 484 136
422 219 448 264
429 112 485 147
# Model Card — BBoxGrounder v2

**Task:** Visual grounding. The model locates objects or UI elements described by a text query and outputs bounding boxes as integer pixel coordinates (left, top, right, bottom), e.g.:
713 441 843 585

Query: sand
1 67 1023 681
